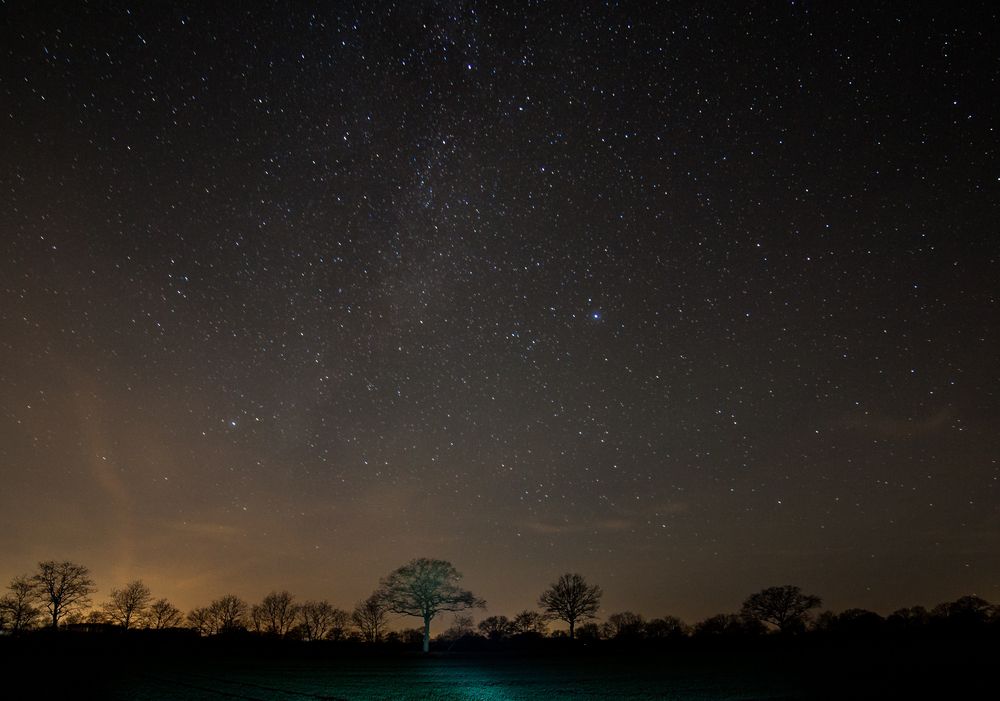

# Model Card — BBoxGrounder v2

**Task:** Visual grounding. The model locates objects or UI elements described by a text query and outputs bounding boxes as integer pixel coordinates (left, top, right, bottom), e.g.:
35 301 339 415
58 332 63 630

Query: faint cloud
842 407 955 439
168 521 243 540
524 518 635 535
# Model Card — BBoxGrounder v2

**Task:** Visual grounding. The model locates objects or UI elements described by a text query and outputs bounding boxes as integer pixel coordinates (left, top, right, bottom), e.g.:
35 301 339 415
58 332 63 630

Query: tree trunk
569 619 575 639
423 616 431 653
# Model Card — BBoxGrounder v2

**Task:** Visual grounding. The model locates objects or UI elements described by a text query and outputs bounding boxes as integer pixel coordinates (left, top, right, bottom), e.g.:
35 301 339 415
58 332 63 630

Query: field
6 636 995 700
109 655 801 700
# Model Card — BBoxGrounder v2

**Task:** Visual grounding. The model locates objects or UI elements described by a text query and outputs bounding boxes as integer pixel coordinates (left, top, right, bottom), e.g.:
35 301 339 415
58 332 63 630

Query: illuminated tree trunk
423 615 431 653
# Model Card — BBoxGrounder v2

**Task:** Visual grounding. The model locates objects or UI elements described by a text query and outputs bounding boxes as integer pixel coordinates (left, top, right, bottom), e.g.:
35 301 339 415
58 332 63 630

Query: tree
300 600 349 641
144 598 183 629
538 573 602 639
377 558 485 653
85 609 109 625
694 613 765 637
575 621 603 641
250 591 299 637
103 580 152 630
210 594 248 633
604 611 645 639
439 613 476 642
511 609 548 636
30 560 97 628
645 615 688 640
886 605 930 632
932 595 995 628
478 615 514 640
740 585 822 633
189 595 248 635
187 606 215 635
327 606 351 640
0 576 41 632
352 594 389 643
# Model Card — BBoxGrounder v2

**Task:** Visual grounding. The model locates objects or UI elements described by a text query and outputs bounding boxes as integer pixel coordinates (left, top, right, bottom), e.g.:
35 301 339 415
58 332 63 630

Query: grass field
110 656 801 700
6 636 994 699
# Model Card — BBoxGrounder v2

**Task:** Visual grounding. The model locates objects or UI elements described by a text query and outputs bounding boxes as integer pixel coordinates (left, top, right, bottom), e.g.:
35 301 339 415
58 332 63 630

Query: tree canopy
377 558 484 652
741 585 822 633
538 573 602 639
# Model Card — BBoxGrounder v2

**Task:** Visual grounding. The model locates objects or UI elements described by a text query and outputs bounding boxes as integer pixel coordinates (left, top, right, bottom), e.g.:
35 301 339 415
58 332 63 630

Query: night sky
2 2 998 626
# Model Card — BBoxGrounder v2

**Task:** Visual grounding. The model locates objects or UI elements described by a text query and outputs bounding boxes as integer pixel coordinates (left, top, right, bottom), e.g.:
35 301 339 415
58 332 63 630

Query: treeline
2 559 997 651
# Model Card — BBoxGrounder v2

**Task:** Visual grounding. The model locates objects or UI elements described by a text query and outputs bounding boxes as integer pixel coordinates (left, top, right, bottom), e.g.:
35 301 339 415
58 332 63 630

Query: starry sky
2 1 998 626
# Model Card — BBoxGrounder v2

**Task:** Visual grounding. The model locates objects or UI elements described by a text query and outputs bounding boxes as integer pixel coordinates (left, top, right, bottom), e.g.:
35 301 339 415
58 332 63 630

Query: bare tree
189 595 249 635
478 615 514 640
351 594 389 643
645 615 689 639
439 613 475 641
188 595 249 635
694 613 765 637
144 598 183 629
0 579 33 631
209 594 249 633
103 580 152 630
538 573 602 639
326 607 351 640
512 609 548 635
298 600 337 641
741 585 822 633
85 609 109 625
30 560 96 628
250 591 299 637
377 558 485 653
0 576 41 632
604 611 645 639
187 606 215 635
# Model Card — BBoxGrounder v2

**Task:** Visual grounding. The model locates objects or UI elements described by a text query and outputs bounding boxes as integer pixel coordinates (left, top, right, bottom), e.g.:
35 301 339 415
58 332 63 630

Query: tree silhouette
512 609 548 635
144 598 182 629
694 613 765 637
189 594 248 635
30 560 96 628
538 573 602 639
103 579 152 630
300 600 348 641
439 613 475 642
1 575 41 632
478 615 514 640
351 594 389 643
604 611 645 639
377 558 484 652
741 585 822 633
645 615 688 640
187 606 215 635
250 591 299 637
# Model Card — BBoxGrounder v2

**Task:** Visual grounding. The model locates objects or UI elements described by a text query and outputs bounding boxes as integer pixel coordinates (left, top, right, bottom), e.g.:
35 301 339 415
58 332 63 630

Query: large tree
740 585 822 633
351 594 389 643
377 558 484 652
103 579 152 630
30 560 96 628
1 575 41 632
538 573 602 639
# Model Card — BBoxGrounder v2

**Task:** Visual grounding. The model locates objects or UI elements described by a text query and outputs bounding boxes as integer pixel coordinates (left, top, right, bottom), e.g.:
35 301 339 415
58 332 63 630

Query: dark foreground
2 635 995 700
